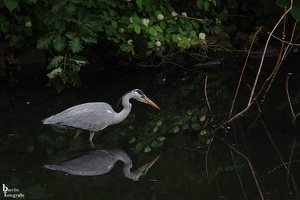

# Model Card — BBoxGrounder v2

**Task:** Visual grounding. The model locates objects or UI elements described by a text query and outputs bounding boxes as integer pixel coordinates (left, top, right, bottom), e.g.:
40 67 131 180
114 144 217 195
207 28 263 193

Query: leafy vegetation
1 0 298 90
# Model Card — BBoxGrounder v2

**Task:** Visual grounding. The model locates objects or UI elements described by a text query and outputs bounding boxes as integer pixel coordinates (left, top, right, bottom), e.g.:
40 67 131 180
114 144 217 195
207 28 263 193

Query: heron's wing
43 103 115 131
44 150 115 176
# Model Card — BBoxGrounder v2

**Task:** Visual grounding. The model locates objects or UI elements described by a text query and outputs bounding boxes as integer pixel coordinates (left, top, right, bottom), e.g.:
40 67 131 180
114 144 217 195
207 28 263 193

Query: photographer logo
2 184 25 199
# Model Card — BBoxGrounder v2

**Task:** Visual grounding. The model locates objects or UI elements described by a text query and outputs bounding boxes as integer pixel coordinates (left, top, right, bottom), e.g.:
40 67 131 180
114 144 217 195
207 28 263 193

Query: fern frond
37 33 55 50
68 37 83 53
48 56 64 69
81 36 97 44
53 35 67 52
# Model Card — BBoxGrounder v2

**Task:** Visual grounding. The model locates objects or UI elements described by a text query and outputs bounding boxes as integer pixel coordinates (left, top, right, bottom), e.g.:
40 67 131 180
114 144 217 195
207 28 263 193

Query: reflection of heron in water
44 149 160 181
42 89 160 142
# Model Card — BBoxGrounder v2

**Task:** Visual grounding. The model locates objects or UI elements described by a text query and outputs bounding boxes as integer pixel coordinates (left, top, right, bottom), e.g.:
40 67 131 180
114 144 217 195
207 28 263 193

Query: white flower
157 136 165 142
119 28 124 33
171 11 178 17
157 120 162 126
156 40 161 47
142 18 150 26
157 14 164 20
129 17 133 23
128 137 136 144
153 126 158 133
127 39 133 45
144 145 151 153
181 12 187 17
199 32 206 40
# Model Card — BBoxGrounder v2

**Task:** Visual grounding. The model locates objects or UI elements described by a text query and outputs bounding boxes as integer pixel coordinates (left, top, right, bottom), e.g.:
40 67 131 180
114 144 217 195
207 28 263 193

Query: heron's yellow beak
145 97 160 110
145 154 161 170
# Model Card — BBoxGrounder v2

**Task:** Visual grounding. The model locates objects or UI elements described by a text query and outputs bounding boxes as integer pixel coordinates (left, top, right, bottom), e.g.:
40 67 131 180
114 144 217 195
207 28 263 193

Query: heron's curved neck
113 94 132 124
111 150 137 180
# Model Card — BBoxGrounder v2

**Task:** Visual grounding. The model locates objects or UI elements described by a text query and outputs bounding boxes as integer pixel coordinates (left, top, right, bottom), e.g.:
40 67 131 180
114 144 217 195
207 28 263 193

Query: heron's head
131 89 160 110
131 154 161 181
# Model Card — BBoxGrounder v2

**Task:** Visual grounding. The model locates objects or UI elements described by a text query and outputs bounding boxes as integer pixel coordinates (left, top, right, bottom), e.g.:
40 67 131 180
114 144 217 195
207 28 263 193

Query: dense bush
0 0 298 90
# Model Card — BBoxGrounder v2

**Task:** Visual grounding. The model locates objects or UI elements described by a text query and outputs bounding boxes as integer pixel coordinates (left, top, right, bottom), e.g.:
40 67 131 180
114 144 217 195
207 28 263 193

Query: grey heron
42 89 160 142
44 149 160 181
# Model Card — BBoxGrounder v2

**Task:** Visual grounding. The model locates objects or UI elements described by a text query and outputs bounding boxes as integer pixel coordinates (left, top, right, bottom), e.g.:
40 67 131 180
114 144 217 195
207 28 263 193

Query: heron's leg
89 140 95 149
72 130 82 141
89 131 96 141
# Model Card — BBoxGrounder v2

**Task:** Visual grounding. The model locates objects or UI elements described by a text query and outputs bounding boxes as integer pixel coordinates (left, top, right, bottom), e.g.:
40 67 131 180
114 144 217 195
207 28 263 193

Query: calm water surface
1 57 300 200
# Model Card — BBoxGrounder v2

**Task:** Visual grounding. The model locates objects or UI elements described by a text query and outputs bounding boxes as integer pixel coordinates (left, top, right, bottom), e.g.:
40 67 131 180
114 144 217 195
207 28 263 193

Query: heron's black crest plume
116 89 145 108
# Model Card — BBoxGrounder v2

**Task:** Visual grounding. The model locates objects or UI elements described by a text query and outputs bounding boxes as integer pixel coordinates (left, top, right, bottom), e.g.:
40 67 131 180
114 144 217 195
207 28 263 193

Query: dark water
1 55 300 200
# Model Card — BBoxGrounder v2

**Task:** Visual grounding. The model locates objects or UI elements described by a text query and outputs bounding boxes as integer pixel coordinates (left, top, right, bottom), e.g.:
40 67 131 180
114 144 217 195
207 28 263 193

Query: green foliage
108 76 226 155
46 55 88 92
0 0 296 91
276 0 300 20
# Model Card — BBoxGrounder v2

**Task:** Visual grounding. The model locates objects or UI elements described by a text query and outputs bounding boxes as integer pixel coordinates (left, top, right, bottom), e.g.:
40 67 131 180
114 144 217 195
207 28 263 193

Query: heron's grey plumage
43 103 116 131
42 89 160 142
44 149 160 180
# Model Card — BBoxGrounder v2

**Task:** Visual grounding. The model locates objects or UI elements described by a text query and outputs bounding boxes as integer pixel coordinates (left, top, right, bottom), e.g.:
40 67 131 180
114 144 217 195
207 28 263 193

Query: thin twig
287 143 298 194
215 136 265 200
229 148 248 200
229 26 262 118
213 0 295 132
280 21 299 61
159 15 205 23
286 73 296 122
260 116 299 195
204 75 213 114
205 137 214 175
268 160 300 174
248 0 294 106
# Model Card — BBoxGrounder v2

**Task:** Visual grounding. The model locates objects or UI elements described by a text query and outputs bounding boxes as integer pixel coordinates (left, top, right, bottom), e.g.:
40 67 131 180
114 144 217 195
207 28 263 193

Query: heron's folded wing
44 103 115 131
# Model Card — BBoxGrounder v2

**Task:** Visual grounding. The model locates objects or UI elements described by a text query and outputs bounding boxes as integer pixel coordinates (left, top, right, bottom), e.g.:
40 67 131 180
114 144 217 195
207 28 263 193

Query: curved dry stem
229 26 262 118
286 73 296 124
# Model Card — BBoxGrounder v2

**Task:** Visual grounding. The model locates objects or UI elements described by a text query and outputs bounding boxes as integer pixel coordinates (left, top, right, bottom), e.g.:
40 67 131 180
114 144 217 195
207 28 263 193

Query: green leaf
190 30 197 37
134 24 141 34
192 124 201 130
184 22 193 32
81 36 97 44
134 142 143 153
53 35 66 51
37 34 55 50
225 165 236 171
151 140 158 147
149 27 157 36
111 21 118 28
204 2 209 10
147 41 155 48
68 71 82 86
4 0 19 12
154 25 163 33
136 0 143 9
159 21 166 29
68 37 83 53
48 56 64 69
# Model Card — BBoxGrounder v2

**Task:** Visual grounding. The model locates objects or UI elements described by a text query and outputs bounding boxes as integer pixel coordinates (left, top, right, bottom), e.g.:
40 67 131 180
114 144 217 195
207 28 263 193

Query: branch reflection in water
44 149 160 181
